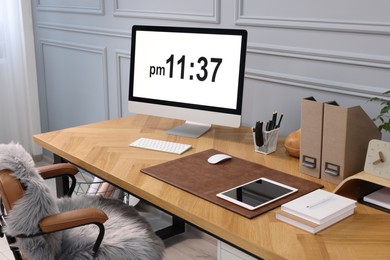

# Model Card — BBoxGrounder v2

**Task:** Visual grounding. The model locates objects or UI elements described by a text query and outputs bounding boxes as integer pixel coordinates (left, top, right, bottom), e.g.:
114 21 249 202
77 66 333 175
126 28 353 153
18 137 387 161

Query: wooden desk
34 115 390 260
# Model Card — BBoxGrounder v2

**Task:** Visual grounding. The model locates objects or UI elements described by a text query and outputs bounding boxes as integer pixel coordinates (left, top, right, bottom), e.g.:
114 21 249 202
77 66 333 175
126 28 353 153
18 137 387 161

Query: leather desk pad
141 149 323 218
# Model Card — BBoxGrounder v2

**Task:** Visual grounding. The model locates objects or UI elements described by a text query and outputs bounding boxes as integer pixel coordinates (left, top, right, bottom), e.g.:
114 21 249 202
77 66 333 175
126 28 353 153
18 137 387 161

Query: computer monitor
128 25 247 138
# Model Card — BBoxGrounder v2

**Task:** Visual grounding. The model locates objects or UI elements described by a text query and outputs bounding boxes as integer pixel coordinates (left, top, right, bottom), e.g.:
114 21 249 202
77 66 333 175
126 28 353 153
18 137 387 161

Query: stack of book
363 187 390 211
276 189 356 234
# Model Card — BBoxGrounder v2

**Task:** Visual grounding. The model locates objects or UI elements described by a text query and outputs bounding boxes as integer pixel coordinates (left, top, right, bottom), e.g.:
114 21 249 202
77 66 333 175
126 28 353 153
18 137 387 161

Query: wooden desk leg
53 154 70 197
155 216 185 240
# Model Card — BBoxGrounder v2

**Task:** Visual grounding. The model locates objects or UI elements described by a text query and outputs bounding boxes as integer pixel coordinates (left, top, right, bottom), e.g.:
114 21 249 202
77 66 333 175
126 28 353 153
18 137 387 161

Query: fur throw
0 143 164 260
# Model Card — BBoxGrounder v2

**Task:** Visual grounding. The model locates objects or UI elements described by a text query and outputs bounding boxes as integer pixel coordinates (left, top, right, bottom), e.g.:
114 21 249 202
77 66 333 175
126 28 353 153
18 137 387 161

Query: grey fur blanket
0 142 164 260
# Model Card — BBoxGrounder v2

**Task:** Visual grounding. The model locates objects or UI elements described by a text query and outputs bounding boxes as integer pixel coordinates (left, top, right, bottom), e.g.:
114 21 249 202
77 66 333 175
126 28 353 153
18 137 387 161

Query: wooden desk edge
32 116 390 260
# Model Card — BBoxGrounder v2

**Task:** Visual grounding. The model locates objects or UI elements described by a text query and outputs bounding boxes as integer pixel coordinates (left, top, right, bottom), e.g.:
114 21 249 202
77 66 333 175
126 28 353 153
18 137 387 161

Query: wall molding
37 22 390 70
235 0 390 35
245 68 387 99
113 0 220 23
115 50 130 117
40 39 110 120
35 24 390 101
37 0 104 15
37 22 130 39
247 43 390 69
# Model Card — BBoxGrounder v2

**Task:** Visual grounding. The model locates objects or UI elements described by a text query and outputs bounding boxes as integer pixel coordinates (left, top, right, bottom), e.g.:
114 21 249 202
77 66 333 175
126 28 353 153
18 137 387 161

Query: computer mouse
207 154 232 164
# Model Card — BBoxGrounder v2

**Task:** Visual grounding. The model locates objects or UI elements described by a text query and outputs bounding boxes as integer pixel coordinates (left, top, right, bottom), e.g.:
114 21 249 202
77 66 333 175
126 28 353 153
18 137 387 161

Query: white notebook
363 187 390 210
281 189 356 225
276 208 354 234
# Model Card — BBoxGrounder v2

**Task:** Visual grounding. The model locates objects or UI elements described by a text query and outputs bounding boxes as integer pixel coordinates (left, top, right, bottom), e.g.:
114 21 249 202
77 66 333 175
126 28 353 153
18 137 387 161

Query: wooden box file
299 97 324 178
320 103 381 184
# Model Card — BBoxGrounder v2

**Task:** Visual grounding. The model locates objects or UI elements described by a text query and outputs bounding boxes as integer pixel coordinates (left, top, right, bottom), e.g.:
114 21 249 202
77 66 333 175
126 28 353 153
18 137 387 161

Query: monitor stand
166 121 211 138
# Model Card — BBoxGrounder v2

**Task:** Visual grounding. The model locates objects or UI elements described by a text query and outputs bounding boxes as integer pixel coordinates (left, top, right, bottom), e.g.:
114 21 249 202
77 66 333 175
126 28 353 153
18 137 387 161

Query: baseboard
33 154 54 165
186 225 217 245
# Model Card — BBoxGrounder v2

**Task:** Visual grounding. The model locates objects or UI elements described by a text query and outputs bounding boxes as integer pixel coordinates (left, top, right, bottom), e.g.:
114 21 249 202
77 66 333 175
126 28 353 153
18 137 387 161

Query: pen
271 111 277 130
306 195 333 208
276 113 283 128
265 120 271 131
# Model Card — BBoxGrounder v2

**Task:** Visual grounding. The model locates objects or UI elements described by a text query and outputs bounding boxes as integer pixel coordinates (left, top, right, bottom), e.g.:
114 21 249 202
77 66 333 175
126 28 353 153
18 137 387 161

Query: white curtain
0 0 42 156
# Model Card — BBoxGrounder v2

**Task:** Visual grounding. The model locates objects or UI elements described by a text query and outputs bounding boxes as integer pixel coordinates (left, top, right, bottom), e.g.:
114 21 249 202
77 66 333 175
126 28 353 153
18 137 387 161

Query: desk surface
34 115 390 260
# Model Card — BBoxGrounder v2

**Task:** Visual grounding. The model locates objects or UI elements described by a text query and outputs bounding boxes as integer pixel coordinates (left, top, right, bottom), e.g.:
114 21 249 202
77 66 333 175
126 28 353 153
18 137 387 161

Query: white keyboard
129 138 192 155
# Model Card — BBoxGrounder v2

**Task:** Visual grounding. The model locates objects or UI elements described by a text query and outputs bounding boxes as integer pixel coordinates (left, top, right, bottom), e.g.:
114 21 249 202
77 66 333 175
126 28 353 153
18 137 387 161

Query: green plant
369 90 390 133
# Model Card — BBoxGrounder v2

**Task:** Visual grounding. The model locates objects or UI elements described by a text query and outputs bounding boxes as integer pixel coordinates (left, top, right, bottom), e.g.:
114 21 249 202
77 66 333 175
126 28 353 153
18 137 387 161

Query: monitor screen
129 25 247 138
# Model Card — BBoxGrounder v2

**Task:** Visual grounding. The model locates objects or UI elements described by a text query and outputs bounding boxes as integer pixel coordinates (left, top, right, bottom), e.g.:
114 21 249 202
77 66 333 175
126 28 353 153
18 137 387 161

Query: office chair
0 142 164 260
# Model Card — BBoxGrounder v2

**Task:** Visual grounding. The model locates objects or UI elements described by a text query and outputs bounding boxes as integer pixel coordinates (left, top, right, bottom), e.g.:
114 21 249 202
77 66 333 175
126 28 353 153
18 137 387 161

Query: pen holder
252 127 279 155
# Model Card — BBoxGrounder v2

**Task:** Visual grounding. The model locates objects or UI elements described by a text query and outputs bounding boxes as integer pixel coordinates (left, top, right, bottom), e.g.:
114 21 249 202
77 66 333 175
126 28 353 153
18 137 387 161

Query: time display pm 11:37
149 54 223 82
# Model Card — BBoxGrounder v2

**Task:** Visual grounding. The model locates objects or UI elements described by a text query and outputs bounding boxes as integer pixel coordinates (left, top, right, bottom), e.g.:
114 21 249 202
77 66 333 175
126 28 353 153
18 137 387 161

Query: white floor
0 237 14 260
0 230 217 260
0 160 217 259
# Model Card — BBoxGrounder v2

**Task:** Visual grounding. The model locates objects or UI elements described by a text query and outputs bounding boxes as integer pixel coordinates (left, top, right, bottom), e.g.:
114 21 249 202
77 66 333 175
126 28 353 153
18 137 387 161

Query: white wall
31 0 390 138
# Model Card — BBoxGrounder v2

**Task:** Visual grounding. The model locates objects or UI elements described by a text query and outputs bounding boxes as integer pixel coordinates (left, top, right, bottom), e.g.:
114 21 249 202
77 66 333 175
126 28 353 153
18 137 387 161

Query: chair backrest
0 143 64 259
0 169 25 212
0 169 27 260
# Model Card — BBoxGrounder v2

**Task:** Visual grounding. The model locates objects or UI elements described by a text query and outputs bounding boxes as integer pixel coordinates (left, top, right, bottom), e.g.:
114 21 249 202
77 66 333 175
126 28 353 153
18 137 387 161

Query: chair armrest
37 163 78 179
39 208 108 254
39 208 108 233
37 163 78 196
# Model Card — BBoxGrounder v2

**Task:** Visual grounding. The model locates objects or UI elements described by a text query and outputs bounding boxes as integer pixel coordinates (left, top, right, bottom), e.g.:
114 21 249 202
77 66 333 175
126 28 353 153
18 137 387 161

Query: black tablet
216 177 298 210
